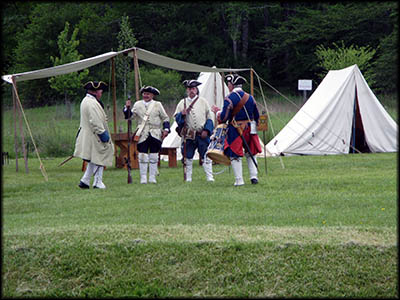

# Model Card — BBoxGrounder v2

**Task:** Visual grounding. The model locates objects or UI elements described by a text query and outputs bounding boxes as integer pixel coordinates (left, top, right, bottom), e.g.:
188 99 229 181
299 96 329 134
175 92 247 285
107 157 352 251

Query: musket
182 98 187 181
59 128 81 167
125 94 133 184
58 155 74 167
234 121 258 170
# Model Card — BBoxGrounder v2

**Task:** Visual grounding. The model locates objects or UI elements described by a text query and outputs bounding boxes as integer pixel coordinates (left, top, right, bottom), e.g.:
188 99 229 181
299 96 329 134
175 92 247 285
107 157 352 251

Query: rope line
12 78 48 181
251 68 285 169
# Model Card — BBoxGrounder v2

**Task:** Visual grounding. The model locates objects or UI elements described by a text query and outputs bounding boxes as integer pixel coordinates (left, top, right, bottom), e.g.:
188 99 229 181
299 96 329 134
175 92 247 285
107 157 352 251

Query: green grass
2 153 397 298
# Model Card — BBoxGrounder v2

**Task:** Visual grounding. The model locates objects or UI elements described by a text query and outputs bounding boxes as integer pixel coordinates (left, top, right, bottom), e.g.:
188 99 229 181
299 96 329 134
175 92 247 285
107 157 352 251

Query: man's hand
126 100 131 107
211 105 220 114
200 130 208 139
162 130 169 140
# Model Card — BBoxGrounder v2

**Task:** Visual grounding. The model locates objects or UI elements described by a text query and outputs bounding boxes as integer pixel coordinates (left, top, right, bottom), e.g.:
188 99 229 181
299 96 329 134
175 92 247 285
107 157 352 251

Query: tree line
1 2 397 107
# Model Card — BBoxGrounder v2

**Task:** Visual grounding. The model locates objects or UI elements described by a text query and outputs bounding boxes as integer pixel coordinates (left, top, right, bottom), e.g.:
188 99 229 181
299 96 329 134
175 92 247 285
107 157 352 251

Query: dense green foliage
315 41 377 83
48 22 89 118
2 153 397 297
1 2 397 107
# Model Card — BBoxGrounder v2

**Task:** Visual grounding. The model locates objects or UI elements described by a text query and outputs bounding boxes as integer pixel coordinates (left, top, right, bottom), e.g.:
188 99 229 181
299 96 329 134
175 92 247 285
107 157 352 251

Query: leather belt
183 128 203 140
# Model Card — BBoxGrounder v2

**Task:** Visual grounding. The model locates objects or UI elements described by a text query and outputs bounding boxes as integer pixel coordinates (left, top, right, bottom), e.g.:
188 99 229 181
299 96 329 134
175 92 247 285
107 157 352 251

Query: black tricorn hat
140 85 160 96
183 79 202 88
225 74 247 86
83 81 108 91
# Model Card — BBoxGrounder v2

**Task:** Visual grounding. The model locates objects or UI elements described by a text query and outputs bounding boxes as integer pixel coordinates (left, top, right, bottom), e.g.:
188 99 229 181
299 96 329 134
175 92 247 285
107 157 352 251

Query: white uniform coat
131 100 170 144
174 96 213 132
74 94 114 166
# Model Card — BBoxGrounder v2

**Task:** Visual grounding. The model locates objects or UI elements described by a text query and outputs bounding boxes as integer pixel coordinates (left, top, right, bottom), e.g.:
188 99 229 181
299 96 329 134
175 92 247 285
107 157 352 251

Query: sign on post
298 79 312 103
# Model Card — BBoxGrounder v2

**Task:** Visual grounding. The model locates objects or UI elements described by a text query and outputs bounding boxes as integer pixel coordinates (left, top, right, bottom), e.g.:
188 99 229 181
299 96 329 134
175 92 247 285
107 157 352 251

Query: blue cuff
175 112 185 127
203 119 214 135
98 130 110 142
163 121 171 132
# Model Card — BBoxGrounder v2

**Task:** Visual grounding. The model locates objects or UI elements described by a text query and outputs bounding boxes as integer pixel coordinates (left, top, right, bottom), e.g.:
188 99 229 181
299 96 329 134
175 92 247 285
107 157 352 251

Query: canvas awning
2 47 250 84
125 47 250 73
2 51 119 83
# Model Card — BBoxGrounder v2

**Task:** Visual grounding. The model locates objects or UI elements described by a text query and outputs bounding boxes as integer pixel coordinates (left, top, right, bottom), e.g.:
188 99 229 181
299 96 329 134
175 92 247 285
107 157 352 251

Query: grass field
2 152 397 297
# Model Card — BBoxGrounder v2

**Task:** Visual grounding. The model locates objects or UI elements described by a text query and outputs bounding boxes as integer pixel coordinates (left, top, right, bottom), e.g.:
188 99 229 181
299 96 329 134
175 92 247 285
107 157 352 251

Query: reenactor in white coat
74 81 115 189
174 79 214 182
123 86 170 184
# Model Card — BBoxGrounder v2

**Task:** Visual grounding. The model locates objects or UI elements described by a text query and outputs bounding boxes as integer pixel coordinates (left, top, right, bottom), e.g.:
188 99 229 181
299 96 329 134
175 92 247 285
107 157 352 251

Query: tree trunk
263 6 272 69
241 11 249 62
232 39 238 61
281 3 293 77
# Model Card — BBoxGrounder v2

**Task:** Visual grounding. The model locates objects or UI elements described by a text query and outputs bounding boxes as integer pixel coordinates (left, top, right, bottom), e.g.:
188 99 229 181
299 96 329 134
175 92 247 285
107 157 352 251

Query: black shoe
79 181 90 189
251 178 258 184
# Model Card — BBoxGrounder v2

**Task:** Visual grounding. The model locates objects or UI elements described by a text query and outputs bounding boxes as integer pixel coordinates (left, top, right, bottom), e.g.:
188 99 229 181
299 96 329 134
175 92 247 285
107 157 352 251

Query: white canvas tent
266 65 398 156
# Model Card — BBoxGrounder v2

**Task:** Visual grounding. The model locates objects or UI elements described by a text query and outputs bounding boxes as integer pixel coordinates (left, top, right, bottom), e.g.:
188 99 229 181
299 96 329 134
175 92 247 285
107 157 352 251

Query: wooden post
132 48 140 166
213 72 217 106
221 72 225 100
133 48 140 101
112 57 117 135
111 57 118 165
250 68 254 96
12 84 18 172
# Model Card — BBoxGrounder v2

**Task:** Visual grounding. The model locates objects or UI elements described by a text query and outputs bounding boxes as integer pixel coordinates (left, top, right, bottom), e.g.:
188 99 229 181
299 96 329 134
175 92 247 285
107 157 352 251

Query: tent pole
214 72 217 107
112 57 117 135
250 68 254 96
221 72 225 101
133 49 140 101
12 84 19 172
16 92 29 173
352 89 357 153
111 57 118 165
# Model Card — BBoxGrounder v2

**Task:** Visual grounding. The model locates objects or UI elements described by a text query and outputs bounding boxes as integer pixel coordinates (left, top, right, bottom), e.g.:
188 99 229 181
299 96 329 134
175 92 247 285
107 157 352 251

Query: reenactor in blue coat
212 74 262 186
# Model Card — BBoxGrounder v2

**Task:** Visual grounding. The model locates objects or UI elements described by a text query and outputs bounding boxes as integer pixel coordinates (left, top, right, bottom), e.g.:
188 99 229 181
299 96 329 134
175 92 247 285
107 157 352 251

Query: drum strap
231 92 249 119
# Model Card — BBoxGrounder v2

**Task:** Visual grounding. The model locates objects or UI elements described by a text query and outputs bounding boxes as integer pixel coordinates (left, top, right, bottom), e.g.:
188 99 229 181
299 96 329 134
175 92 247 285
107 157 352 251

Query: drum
206 124 231 166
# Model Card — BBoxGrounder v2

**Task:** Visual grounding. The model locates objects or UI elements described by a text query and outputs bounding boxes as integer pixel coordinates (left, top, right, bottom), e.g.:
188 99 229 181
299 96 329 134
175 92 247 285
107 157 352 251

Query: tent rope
252 68 285 169
11 78 48 181
251 69 362 155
